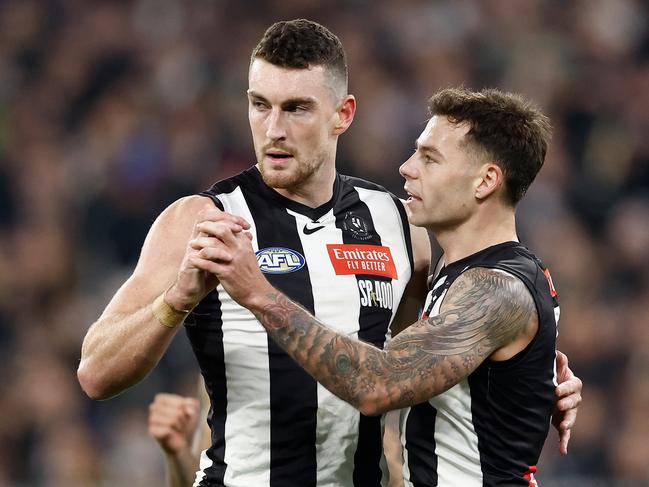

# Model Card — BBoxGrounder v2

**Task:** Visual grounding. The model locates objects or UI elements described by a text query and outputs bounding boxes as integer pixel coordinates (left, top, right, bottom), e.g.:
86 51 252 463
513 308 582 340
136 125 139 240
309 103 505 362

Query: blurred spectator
0 0 647 485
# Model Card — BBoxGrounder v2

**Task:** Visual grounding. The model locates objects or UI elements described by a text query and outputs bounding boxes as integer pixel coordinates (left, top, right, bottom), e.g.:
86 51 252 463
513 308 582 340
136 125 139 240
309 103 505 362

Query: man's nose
266 108 287 141
399 154 417 179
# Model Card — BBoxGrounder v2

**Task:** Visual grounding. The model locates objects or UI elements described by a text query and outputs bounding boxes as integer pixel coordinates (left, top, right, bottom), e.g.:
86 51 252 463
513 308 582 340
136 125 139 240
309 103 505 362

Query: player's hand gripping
189 217 269 308
148 393 200 455
552 350 582 455
165 204 251 311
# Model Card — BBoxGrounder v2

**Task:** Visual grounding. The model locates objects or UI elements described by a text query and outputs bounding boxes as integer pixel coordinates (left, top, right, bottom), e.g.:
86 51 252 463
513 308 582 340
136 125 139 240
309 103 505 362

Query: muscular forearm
78 305 181 400
244 273 516 416
248 290 452 416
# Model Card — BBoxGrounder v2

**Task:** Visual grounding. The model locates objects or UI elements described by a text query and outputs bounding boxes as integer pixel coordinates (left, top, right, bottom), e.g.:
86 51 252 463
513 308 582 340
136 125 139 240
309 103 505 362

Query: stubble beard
258 154 325 191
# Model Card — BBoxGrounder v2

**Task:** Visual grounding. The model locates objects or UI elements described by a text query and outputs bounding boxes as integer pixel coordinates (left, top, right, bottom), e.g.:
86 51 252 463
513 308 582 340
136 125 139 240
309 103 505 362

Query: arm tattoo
251 267 537 414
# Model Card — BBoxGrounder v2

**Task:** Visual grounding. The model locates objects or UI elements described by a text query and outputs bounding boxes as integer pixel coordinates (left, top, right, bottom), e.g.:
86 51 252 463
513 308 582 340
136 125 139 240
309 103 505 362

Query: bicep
381 267 537 401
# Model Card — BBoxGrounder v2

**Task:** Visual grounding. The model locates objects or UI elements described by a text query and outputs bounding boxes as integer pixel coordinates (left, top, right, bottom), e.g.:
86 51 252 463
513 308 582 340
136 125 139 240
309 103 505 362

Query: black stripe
198 192 225 211
406 402 438 487
245 190 318 487
184 292 227 486
404 269 444 486
334 183 390 487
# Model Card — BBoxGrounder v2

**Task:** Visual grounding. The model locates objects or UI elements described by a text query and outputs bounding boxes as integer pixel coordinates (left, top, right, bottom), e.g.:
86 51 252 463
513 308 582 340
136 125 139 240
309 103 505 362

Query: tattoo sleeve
250 267 537 415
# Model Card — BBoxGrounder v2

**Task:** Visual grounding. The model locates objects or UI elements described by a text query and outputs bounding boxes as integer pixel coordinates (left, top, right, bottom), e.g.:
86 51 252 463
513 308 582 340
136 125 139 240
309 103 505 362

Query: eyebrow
248 91 317 110
415 139 445 160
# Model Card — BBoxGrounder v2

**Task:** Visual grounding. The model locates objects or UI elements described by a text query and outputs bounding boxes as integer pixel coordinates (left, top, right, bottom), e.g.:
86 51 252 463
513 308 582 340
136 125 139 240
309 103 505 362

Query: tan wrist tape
151 293 190 329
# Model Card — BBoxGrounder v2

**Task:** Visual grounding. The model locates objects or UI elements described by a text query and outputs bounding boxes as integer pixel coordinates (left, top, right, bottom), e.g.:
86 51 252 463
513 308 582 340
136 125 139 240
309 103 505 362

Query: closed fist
148 393 200 455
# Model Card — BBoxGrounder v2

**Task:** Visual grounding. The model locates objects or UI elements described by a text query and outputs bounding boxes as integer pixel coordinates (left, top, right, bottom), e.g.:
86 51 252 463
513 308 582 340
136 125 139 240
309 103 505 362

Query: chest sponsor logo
327 244 398 279
256 247 305 274
358 279 394 310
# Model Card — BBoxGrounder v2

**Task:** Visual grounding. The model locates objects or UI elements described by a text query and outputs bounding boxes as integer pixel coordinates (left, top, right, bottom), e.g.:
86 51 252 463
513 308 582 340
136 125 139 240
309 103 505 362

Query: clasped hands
189 204 272 308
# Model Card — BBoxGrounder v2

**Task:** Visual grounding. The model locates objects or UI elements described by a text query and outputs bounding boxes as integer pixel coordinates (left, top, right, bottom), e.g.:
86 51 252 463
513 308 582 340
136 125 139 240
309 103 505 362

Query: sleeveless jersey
401 241 559 487
184 166 414 487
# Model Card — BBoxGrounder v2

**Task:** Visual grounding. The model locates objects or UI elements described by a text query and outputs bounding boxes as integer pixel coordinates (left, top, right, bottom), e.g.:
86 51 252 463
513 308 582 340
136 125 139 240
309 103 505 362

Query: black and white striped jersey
184 166 414 487
401 241 559 487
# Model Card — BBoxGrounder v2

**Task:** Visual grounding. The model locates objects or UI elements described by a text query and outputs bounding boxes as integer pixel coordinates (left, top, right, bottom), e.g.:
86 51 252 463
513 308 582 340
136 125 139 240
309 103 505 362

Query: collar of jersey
440 240 522 274
251 166 342 221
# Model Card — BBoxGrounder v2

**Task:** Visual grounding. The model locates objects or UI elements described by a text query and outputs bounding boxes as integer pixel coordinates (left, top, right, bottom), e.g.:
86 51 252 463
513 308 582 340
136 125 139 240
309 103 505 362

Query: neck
434 206 518 265
275 174 336 208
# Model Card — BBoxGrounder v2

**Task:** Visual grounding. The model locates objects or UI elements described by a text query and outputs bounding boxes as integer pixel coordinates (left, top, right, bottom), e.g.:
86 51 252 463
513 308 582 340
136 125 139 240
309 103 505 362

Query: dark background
0 1 648 485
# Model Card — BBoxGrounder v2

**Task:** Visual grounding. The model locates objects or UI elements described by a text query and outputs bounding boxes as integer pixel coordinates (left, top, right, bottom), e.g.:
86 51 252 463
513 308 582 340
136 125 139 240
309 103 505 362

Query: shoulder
439 266 537 353
338 174 391 194
137 195 217 266
156 195 217 230
128 194 221 283
444 266 533 311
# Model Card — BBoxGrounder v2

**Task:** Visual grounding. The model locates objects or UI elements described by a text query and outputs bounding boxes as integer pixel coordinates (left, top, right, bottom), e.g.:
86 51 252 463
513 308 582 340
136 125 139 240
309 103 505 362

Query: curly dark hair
251 19 348 94
428 87 552 205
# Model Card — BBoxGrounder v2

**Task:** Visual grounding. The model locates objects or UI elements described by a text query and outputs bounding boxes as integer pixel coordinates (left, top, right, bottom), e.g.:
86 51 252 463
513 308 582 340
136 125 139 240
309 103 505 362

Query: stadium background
0 0 648 485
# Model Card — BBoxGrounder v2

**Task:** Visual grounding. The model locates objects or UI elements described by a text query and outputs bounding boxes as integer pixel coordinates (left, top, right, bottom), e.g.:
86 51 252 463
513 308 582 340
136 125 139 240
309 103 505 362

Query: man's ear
333 95 356 136
475 163 504 200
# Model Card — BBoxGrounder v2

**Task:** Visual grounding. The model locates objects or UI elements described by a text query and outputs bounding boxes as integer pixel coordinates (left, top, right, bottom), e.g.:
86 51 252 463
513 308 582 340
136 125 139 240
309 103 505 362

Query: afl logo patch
256 247 306 274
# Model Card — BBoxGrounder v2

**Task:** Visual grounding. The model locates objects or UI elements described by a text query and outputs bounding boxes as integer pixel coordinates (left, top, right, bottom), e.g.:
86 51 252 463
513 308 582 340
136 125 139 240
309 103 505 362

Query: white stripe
553 305 561 386
428 286 481 485
217 186 258 250
431 274 447 293
430 381 483 486
289 207 361 486
193 449 211 487
430 288 448 317
218 187 271 487
403 288 482 486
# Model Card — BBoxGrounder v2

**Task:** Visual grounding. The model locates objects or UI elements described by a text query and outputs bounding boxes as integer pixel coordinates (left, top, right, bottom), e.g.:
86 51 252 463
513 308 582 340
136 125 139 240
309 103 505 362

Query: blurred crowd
0 0 647 486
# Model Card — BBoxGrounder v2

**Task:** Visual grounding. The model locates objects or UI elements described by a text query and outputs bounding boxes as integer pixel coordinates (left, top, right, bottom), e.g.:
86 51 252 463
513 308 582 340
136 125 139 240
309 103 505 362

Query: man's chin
259 167 299 190
406 212 428 229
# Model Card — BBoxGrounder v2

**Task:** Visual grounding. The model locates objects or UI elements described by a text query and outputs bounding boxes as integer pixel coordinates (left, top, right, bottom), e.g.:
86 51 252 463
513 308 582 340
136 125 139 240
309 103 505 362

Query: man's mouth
266 150 293 161
404 187 421 202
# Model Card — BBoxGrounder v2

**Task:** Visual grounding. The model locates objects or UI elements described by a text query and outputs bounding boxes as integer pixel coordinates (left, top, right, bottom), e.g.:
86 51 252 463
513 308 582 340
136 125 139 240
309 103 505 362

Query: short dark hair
251 19 348 95
428 87 552 205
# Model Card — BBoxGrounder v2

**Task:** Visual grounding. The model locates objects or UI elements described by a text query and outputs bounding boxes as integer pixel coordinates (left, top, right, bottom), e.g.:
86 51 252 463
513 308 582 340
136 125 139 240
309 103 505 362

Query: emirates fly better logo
326 244 398 279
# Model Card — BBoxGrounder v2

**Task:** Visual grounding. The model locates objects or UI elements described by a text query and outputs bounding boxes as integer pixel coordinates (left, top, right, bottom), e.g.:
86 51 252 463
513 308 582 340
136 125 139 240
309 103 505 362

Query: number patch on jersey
358 279 394 309
256 247 306 274
326 244 398 279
